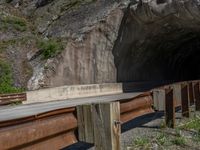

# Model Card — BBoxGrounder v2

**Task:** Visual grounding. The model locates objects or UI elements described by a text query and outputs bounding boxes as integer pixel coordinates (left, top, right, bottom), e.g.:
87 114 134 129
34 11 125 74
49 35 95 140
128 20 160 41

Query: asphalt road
0 92 142 122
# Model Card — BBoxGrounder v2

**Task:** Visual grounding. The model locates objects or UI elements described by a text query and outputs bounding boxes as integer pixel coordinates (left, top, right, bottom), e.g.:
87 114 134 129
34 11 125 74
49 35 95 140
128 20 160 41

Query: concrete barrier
24 83 123 104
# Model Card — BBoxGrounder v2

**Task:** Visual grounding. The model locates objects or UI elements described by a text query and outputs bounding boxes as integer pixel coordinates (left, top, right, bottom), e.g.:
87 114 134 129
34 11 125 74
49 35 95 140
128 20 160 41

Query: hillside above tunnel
1 0 200 92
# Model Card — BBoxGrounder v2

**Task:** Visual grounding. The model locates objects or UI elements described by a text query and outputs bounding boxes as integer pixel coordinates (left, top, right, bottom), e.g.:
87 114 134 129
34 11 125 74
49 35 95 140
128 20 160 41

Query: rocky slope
0 0 129 91
1 0 200 91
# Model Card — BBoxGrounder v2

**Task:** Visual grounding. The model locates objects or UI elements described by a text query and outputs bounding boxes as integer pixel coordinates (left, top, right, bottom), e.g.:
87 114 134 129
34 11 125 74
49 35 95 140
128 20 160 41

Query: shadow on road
121 111 164 132
62 142 94 150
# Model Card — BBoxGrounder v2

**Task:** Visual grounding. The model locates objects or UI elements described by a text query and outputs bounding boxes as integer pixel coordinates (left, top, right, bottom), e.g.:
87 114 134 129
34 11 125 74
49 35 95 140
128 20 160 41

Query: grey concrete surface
25 83 123 104
0 92 141 122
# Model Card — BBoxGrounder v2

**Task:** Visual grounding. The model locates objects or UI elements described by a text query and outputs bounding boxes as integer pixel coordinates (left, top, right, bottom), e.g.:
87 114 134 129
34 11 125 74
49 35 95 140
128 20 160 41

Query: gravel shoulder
65 111 200 150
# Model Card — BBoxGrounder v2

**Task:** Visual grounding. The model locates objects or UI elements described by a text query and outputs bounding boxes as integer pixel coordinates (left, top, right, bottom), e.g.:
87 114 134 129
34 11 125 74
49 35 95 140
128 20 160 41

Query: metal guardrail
0 80 200 149
0 93 26 105
0 93 154 149
120 92 154 123
0 108 77 149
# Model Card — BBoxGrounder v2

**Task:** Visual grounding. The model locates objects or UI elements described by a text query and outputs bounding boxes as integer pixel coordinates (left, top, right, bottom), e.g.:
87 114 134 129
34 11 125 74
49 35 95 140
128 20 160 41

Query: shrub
133 137 150 147
0 60 23 94
0 15 27 32
37 39 64 59
156 133 168 145
171 136 186 146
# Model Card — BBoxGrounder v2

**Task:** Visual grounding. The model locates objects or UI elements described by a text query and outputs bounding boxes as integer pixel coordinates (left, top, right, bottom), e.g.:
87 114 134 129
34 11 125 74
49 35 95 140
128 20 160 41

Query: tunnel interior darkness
112 1 200 83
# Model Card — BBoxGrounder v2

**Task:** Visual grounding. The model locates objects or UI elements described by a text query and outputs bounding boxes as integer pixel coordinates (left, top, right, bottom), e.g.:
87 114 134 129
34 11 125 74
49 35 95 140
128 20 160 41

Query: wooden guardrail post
76 105 94 143
92 102 120 150
77 102 121 150
165 88 175 128
194 82 200 111
188 82 195 105
181 84 190 117
171 84 181 107
153 89 165 111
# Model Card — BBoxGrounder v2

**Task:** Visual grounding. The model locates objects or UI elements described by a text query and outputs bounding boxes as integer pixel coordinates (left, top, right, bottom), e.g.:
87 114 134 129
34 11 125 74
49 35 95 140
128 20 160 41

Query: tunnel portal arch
113 0 200 83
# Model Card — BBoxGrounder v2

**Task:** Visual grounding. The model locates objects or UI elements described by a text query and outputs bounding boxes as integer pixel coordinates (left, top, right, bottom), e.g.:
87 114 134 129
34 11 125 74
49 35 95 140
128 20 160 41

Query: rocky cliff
0 0 128 90
1 0 200 91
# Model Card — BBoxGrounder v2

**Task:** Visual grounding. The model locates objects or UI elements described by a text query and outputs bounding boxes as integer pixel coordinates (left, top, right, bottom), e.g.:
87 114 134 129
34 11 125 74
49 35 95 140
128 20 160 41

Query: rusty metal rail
0 93 26 105
152 80 200 128
0 93 154 149
1 80 200 149
120 92 154 123
0 107 77 150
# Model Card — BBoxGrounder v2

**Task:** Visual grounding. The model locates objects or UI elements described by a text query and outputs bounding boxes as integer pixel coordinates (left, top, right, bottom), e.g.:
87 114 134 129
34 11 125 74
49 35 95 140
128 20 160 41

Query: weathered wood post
188 82 195 105
76 102 121 150
194 82 200 111
92 102 121 150
189 82 196 117
165 88 175 128
181 84 190 117
152 89 165 111
76 105 94 143
171 84 181 107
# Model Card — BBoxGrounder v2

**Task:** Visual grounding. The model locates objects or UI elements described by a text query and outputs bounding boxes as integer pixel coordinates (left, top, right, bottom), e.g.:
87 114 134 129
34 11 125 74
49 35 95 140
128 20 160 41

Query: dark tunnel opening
112 0 200 84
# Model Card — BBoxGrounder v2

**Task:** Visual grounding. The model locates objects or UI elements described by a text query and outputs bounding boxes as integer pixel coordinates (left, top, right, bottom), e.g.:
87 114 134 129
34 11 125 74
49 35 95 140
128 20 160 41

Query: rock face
1 0 128 90
29 0 200 89
44 7 124 87
2 0 200 90
27 1 127 90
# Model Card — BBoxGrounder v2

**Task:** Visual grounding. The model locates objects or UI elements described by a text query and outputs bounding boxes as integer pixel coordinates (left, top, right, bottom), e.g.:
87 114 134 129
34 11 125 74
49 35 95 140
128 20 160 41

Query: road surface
0 92 142 122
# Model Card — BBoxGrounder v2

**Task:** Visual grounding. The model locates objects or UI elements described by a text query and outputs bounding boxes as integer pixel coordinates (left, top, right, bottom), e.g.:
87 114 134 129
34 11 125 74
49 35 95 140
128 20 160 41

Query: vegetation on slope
37 39 64 59
0 15 27 32
0 60 23 94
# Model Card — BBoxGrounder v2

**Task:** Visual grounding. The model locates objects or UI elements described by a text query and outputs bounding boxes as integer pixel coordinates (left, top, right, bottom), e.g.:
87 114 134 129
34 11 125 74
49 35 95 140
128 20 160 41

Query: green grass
169 129 186 146
178 116 200 142
171 136 186 146
0 60 23 94
127 117 200 149
37 39 64 59
0 15 27 32
133 137 150 147
156 133 168 145
179 116 200 131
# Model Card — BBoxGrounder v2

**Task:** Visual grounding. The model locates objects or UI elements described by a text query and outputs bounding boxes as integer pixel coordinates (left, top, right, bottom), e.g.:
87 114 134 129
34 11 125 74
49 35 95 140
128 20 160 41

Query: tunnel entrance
112 0 200 83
